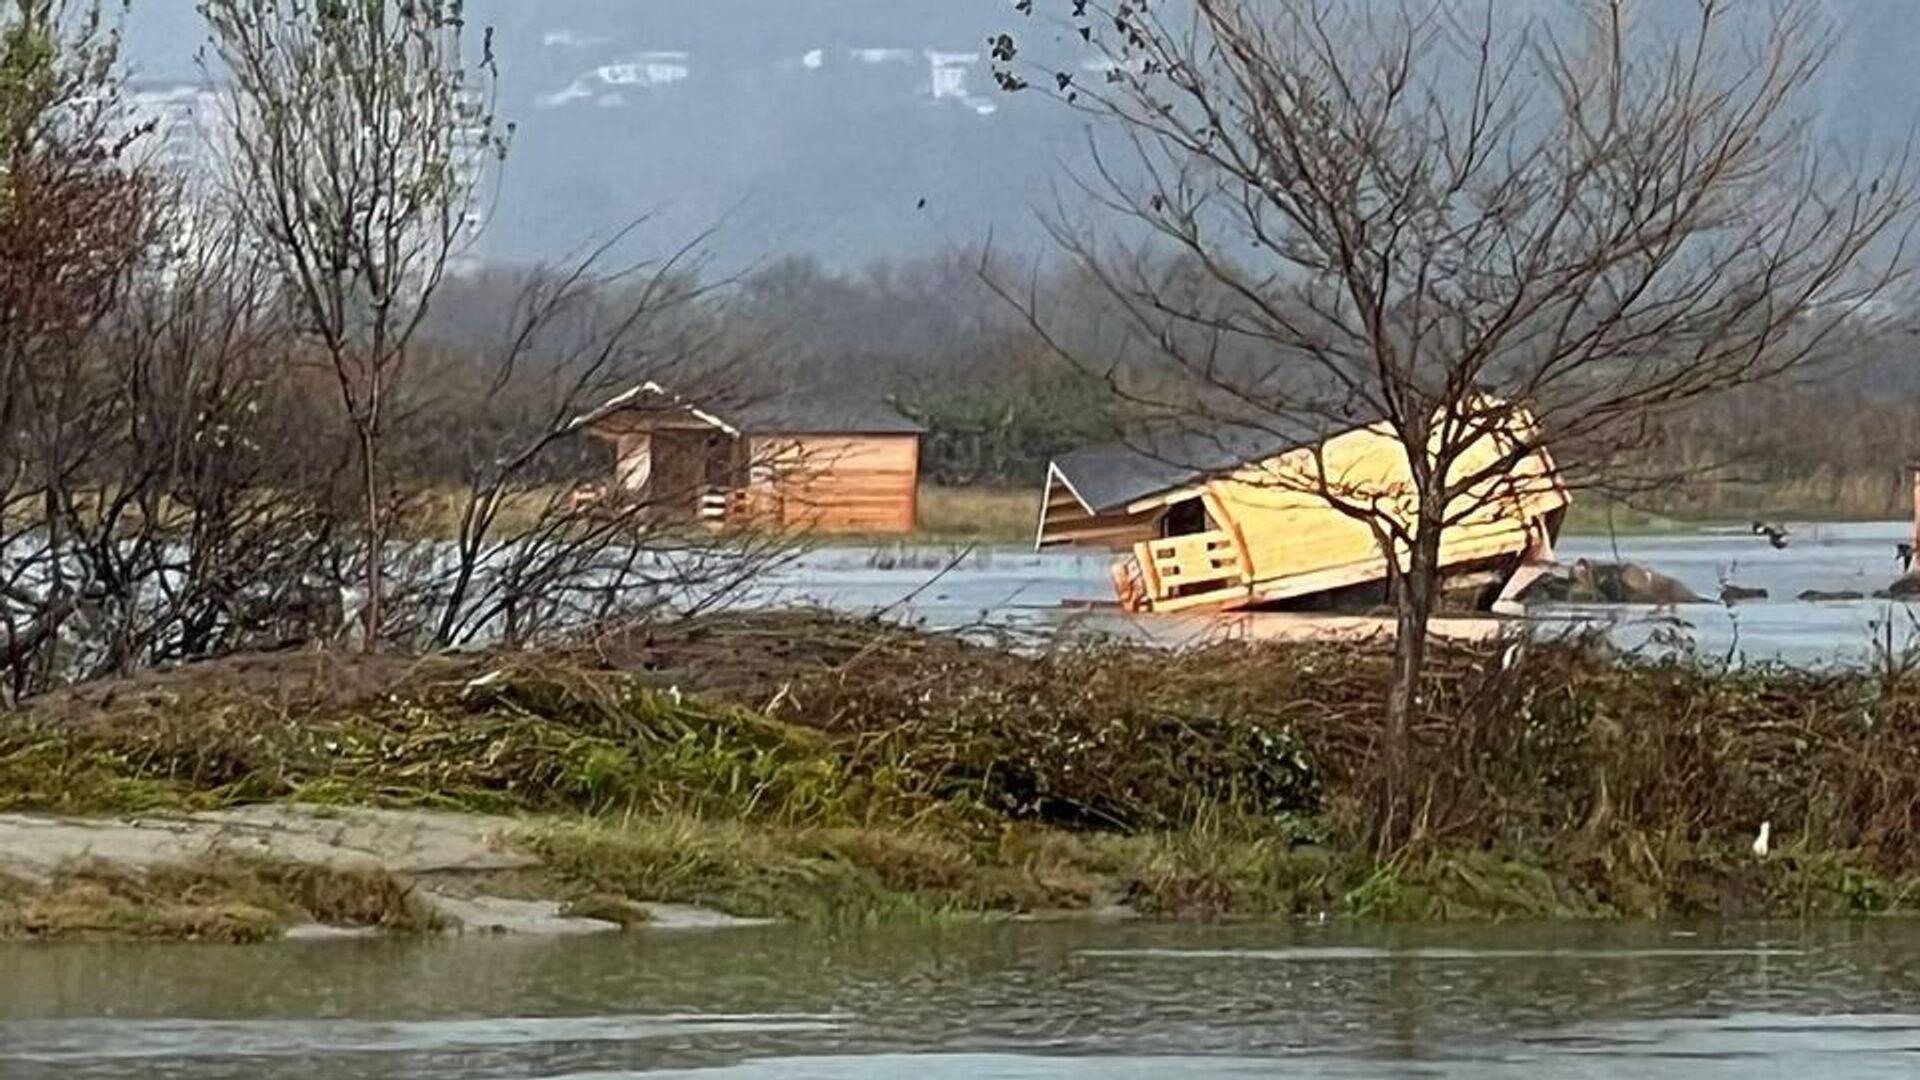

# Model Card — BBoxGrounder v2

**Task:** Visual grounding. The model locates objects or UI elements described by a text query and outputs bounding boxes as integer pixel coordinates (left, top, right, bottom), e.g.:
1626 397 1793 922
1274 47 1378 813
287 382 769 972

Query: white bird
1752 821 1771 859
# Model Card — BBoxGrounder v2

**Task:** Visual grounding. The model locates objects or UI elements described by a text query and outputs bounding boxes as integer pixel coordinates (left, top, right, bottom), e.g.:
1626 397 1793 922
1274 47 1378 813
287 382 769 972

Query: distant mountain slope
118 0 1920 269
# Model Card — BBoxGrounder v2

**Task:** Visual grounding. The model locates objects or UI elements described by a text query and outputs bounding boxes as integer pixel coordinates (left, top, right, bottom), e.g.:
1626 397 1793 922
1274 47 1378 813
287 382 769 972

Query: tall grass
1575 471 1910 528
915 485 1040 543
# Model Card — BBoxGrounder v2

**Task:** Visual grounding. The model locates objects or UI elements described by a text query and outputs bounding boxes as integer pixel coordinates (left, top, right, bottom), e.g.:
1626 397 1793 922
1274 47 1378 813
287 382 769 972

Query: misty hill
119 0 1920 270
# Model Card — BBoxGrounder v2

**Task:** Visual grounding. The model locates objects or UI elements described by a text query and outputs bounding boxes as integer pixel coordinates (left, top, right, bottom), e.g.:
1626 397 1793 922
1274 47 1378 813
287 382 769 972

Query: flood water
5 921 1920 1078
761 521 1920 666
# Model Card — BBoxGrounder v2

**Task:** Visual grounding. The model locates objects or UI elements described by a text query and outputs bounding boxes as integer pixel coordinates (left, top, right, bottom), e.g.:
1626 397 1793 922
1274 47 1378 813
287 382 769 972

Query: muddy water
4 921 1920 1078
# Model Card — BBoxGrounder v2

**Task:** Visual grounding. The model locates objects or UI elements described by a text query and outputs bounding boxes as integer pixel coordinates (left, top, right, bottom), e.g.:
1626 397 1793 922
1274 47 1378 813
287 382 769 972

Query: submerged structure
1037 414 1569 613
579 383 924 534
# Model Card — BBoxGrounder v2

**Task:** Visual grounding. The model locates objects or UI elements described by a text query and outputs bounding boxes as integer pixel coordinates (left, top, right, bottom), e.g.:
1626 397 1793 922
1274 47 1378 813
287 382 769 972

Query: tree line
706 249 1920 519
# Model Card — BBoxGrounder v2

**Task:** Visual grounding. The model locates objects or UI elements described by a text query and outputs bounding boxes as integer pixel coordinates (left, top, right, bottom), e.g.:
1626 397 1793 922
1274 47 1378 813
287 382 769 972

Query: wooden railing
697 486 770 530
1110 557 1149 612
1128 529 1251 609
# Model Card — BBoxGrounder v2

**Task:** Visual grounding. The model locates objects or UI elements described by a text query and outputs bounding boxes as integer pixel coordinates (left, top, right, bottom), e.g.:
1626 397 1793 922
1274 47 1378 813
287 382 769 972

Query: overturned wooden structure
1038 414 1568 613
579 383 924 534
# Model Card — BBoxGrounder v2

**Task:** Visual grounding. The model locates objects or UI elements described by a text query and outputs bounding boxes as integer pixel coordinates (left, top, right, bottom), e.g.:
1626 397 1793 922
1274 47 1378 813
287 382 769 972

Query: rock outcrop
1521 560 1702 605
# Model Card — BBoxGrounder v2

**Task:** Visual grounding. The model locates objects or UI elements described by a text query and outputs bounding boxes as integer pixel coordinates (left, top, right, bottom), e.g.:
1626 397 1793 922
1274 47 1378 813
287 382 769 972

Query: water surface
761 521 1920 665
5 921 1919 1078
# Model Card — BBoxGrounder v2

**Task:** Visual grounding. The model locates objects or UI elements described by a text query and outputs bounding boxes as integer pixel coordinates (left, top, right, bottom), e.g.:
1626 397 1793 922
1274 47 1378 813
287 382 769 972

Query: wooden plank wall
1036 480 1164 550
749 434 920 534
1206 420 1568 597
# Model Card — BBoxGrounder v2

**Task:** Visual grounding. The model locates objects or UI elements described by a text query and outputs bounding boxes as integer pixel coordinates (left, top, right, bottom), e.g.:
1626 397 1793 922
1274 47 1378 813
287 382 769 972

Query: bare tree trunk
357 423 383 648
1383 509 1443 852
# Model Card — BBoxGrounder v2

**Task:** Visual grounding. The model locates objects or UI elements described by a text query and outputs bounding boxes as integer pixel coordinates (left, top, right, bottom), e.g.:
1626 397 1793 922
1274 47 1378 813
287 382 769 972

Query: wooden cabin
1038 413 1569 613
579 382 924 534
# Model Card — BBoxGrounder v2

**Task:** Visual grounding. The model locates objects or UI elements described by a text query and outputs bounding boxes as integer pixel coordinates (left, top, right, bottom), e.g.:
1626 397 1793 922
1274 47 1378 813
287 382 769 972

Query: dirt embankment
6 611 1920 938
0 805 768 941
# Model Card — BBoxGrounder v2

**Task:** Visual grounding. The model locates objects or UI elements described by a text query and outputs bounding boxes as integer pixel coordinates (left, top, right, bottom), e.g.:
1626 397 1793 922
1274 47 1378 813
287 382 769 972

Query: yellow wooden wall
1206 420 1565 596
748 434 920 534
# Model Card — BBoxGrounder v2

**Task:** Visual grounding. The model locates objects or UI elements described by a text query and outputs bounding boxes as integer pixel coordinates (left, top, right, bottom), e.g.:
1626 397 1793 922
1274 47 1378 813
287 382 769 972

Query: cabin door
701 433 742 523
1161 497 1209 537
648 429 712 520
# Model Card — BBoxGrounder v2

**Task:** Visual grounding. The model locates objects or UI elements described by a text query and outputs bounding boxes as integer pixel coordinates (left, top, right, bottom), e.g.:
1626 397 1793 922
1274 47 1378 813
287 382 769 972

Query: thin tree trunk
358 423 383 650
1383 513 1443 852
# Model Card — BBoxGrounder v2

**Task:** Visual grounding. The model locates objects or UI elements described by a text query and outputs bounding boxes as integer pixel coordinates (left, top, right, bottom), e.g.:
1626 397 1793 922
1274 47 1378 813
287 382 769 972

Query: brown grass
1568 472 1911 534
17 610 1920 860
532 817 1115 923
915 485 1040 544
398 486 575 541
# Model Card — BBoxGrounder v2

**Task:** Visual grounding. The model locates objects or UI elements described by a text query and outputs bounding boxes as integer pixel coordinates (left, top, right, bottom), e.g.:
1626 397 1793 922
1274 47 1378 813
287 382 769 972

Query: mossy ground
0 858 440 942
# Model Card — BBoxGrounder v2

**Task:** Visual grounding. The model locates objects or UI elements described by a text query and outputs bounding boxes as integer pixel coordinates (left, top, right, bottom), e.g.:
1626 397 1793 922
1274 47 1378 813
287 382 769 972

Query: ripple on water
1524 1011 1920 1054
0 1014 848 1063
525 1058 1294 1080
1075 946 1808 961
4 923 1918 1080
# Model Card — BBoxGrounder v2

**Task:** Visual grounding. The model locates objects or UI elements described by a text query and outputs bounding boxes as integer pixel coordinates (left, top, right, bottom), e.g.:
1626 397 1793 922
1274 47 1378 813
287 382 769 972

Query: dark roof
729 392 924 435
1050 421 1320 514
578 382 923 436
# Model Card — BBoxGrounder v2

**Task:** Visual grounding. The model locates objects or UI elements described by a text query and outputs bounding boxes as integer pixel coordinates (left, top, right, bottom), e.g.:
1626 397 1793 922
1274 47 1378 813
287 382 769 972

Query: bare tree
83 202 350 669
999 0 1914 841
0 1 798 696
199 0 508 647
416 225 788 649
0 0 155 695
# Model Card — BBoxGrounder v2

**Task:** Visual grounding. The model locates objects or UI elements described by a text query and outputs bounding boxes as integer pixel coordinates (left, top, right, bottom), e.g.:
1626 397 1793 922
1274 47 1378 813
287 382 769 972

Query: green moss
531 818 1076 924
0 666 865 823
0 857 439 942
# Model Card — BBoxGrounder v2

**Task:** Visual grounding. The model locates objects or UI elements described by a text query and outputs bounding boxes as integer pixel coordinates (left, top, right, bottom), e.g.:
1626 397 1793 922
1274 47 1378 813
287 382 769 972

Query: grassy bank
5 613 1920 933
